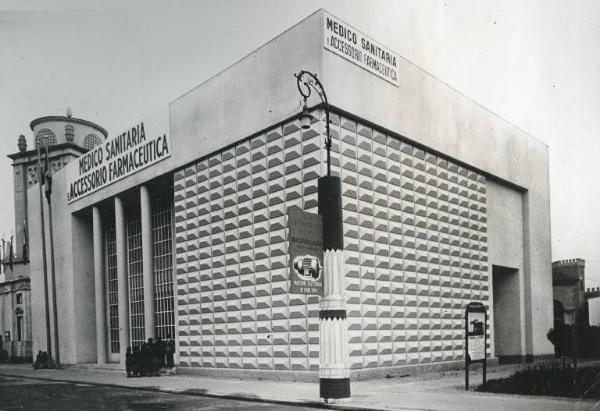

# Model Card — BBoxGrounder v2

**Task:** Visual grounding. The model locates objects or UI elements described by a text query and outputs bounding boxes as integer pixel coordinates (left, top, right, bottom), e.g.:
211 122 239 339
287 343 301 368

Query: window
153 199 175 340
35 128 57 147
17 316 23 341
127 219 145 348
105 226 120 353
16 293 22 305
83 134 102 150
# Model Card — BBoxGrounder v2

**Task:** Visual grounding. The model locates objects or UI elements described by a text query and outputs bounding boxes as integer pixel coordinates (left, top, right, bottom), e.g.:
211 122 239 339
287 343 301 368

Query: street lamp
34 141 60 369
294 71 350 403
295 70 332 177
35 142 52 368
299 103 312 130
42 141 60 369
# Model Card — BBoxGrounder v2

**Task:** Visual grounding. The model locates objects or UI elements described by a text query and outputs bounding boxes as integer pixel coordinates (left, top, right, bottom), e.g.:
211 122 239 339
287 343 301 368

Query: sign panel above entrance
65 107 171 203
323 12 399 87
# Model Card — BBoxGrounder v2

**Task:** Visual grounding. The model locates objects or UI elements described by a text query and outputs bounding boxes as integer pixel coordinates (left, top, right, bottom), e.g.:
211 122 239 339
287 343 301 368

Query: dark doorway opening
492 265 522 364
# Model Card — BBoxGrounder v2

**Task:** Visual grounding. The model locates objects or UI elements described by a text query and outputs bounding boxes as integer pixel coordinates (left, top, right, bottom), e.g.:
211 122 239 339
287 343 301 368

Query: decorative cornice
0 276 30 287
7 142 87 161
552 258 585 267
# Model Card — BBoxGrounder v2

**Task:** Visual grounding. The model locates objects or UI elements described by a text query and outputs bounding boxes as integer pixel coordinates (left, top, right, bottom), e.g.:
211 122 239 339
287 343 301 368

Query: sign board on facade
288 206 324 296
65 107 171 203
323 12 399 87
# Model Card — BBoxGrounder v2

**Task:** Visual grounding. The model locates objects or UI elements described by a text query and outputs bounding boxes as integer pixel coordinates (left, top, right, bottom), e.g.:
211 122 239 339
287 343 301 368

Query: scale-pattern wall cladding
173 110 489 372
174 117 324 372
328 113 489 369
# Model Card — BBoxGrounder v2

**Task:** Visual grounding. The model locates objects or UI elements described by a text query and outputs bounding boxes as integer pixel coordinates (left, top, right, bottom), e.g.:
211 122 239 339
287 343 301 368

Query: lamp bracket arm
295 70 328 108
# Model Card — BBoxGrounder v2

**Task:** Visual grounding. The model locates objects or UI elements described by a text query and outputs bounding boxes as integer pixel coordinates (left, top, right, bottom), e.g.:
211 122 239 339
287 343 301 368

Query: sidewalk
0 363 596 410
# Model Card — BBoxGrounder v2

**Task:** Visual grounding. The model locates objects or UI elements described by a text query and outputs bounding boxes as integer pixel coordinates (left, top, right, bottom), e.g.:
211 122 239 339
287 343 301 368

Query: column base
320 377 351 399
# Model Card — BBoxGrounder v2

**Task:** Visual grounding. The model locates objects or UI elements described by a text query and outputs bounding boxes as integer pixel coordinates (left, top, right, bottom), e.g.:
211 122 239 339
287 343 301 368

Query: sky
1 1 599 285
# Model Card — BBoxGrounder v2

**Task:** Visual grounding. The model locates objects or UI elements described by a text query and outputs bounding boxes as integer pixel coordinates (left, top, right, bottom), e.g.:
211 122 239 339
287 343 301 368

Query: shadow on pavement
177 388 209 396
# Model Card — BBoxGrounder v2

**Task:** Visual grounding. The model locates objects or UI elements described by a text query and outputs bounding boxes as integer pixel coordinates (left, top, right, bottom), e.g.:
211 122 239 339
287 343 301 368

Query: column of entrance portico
115 196 130 365
140 185 155 341
92 206 107 364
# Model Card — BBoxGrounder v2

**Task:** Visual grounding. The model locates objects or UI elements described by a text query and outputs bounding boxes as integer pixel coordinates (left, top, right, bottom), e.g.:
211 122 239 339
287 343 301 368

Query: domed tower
2 110 106 362
6 109 107 275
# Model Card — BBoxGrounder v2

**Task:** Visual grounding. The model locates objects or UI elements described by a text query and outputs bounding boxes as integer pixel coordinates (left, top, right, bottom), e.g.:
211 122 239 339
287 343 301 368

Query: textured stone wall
174 116 323 371
174 110 489 372
332 113 488 368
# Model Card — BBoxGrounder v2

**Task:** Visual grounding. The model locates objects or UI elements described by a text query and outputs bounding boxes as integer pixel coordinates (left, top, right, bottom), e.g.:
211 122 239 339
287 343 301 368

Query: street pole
295 70 351 402
44 143 60 368
1 238 4 276
36 144 53 367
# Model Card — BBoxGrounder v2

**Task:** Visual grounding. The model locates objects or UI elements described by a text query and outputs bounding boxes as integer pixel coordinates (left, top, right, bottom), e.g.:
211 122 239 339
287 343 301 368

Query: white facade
26 10 553 376
589 298 600 326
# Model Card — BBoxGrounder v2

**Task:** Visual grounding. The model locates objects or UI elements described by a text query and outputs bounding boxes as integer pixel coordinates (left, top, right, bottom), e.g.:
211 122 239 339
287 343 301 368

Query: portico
90 180 174 365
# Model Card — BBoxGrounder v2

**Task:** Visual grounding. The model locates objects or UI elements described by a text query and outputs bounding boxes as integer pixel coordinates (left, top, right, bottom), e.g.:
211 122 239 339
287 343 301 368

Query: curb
0 371 395 411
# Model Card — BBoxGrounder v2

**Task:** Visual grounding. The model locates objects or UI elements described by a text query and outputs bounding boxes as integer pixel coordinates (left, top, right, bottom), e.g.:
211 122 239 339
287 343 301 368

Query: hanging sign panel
323 12 399 87
288 206 324 296
65 107 171 203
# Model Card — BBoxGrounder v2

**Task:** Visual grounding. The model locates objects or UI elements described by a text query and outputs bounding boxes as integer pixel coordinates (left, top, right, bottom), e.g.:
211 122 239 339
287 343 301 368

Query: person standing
156 337 165 369
132 346 142 377
149 338 161 376
165 334 175 368
141 340 151 376
125 347 133 378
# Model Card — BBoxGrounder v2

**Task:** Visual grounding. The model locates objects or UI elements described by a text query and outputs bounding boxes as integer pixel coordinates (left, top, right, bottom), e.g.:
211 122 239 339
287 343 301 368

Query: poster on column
65 106 171 203
287 206 324 296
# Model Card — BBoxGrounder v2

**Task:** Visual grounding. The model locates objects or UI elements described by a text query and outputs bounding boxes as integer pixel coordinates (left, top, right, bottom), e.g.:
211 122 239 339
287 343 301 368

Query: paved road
0 375 320 411
1 364 596 411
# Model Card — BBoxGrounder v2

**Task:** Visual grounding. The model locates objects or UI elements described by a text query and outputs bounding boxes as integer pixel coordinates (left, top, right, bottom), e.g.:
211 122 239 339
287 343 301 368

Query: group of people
33 351 49 369
125 335 175 377
0 338 9 364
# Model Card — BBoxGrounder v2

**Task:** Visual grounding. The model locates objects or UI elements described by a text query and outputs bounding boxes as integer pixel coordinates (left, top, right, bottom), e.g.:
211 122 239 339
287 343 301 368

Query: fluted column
318 176 350 402
92 206 107 364
140 185 155 340
115 196 129 365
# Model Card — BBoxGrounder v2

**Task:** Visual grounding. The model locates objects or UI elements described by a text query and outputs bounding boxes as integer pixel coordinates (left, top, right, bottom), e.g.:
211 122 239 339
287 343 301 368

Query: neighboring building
2 111 107 362
0 261 31 362
552 259 586 326
585 287 600 326
25 10 553 379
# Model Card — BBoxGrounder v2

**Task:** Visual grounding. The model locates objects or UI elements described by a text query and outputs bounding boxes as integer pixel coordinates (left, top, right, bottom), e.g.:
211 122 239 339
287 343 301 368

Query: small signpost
465 302 487 390
287 206 324 296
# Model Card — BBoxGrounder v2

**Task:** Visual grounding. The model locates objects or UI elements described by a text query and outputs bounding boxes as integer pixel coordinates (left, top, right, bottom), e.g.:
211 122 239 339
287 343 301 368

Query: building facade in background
0 264 31 362
552 258 586 326
551 259 600 329
1 112 107 362
23 11 553 378
586 288 600 327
